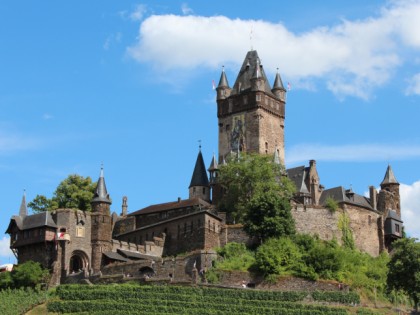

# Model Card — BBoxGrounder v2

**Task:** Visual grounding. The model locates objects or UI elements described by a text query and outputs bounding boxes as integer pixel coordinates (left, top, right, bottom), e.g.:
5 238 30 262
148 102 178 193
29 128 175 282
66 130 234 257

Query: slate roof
386 210 402 222
217 69 229 88
6 211 57 233
231 50 275 97
272 71 286 91
381 165 399 186
128 198 211 216
319 186 373 210
189 150 209 188
207 154 218 172
92 167 111 204
103 251 129 262
286 165 310 194
117 249 160 260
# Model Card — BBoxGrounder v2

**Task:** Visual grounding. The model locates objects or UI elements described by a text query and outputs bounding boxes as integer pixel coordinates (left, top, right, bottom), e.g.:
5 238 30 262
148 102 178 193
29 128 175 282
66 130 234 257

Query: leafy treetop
28 174 96 212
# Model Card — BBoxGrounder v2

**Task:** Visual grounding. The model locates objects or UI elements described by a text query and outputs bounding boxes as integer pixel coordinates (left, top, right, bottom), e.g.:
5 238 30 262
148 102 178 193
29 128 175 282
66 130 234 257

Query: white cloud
130 4 147 21
0 236 13 260
405 73 420 95
400 180 420 239
103 32 122 51
286 143 420 165
127 0 420 99
181 3 193 15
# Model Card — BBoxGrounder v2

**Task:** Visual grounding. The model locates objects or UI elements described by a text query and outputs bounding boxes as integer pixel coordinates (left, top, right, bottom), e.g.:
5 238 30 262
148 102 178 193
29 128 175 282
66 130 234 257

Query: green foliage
387 237 420 311
338 212 355 250
244 190 295 241
0 271 14 289
0 287 47 315
255 237 304 276
325 197 339 213
49 284 355 314
28 174 96 212
218 153 295 221
12 261 49 289
215 242 255 271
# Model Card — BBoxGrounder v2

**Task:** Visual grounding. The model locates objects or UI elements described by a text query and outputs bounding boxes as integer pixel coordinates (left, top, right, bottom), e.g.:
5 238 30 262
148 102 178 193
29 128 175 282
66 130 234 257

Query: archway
69 250 89 274
139 266 155 278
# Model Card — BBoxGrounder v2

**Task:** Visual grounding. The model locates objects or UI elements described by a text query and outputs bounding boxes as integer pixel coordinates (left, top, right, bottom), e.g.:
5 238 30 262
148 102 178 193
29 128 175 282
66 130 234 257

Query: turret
251 58 265 92
216 66 231 100
272 69 286 102
207 153 222 204
91 166 112 273
378 165 401 217
189 147 210 202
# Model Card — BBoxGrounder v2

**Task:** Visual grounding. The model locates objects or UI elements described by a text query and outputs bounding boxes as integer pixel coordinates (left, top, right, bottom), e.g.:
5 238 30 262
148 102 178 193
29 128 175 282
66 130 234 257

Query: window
368 215 372 225
76 227 85 237
395 224 400 233
202 187 206 194
256 94 261 102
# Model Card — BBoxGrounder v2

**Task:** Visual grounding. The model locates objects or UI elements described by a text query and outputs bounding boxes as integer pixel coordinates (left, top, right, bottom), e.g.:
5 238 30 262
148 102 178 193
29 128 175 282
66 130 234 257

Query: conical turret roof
207 153 218 172
381 165 399 186
217 68 229 88
231 50 274 96
92 167 111 204
272 71 286 91
189 150 209 188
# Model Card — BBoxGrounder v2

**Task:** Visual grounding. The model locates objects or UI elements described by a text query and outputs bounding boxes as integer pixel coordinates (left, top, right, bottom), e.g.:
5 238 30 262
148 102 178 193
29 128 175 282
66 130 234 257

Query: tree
217 153 295 219
244 189 295 242
12 261 49 288
28 174 96 212
387 238 420 311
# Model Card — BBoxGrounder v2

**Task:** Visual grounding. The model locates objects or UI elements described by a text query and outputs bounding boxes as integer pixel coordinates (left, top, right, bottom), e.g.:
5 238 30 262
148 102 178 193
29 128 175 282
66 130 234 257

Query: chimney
177 197 181 203
369 186 377 210
121 196 128 216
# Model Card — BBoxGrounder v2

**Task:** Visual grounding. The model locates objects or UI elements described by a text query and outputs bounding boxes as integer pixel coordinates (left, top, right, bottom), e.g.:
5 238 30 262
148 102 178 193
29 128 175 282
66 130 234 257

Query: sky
1 0 420 264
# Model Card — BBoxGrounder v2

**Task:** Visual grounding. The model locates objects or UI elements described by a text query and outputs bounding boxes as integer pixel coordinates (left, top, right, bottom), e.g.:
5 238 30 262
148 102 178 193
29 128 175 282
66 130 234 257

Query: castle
5 50 403 285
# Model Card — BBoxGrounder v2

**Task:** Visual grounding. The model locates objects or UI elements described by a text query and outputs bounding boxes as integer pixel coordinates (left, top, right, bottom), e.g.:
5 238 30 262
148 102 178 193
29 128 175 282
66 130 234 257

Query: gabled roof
286 165 310 194
128 198 211 216
6 211 57 233
231 50 275 97
319 186 373 210
381 165 399 186
189 150 209 188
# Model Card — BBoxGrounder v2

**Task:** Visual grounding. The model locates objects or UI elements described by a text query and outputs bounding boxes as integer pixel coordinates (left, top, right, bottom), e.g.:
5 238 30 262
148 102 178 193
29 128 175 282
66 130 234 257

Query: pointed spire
189 148 209 188
252 58 261 79
207 153 218 172
272 69 286 91
381 164 399 186
92 165 111 204
19 190 28 217
217 66 229 88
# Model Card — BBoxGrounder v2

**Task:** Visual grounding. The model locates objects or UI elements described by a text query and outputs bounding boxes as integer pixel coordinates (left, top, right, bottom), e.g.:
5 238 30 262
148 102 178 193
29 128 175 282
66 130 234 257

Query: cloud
286 143 420 165
181 3 193 15
130 4 147 21
405 73 420 95
400 180 420 239
0 130 42 155
103 32 122 51
0 236 13 260
127 0 420 99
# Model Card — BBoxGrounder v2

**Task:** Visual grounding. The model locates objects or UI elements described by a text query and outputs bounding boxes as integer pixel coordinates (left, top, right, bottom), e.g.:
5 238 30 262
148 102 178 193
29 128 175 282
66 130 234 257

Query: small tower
216 66 231 101
378 165 401 217
189 147 210 202
272 69 286 102
208 153 222 204
90 166 112 273
121 196 128 217
19 190 28 217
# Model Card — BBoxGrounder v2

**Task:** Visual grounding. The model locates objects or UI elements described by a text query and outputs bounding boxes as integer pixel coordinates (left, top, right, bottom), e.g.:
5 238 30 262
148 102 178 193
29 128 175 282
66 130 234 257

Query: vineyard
0 288 46 315
46 284 381 315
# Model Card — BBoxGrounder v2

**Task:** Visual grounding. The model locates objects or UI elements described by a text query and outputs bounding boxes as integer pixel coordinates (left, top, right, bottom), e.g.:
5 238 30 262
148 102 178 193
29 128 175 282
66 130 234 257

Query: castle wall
116 212 221 256
292 204 382 257
344 205 381 257
292 205 342 242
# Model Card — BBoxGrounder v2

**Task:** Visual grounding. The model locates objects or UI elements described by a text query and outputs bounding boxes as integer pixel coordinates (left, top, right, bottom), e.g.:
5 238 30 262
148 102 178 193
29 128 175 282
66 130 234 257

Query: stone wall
292 205 342 242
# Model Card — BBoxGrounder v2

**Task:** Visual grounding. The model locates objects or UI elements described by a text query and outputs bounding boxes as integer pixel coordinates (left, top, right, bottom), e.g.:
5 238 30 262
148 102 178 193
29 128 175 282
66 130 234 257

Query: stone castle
5 50 403 285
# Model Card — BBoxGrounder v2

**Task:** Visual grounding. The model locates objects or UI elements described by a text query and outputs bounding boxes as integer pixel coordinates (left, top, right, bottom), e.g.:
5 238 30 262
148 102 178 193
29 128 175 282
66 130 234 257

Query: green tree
12 261 49 288
387 238 420 311
244 189 295 242
0 271 14 289
28 174 96 212
217 153 295 239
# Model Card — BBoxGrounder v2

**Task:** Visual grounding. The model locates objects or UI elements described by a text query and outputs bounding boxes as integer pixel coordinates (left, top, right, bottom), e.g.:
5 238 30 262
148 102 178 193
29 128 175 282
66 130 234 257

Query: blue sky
1 0 420 264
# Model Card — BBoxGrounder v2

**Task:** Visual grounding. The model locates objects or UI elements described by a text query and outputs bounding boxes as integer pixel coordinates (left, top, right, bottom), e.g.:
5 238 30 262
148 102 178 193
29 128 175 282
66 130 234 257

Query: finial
250 25 253 51
198 140 202 150
100 162 104 177
222 65 225 72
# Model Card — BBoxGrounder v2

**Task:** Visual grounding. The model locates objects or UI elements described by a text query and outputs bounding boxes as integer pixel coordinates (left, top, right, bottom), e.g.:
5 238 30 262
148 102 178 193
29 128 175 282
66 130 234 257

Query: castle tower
216 50 286 164
189 147 210 202
208 153 222 204
378 165 401 217
90 166 112 273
